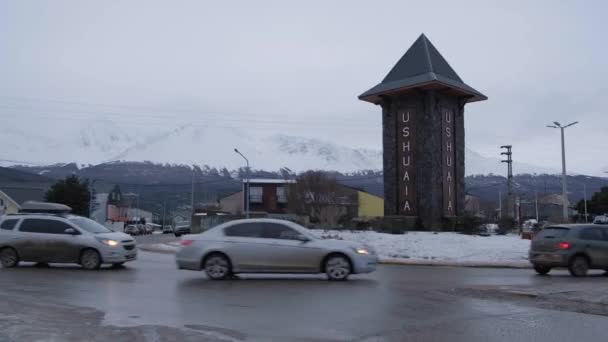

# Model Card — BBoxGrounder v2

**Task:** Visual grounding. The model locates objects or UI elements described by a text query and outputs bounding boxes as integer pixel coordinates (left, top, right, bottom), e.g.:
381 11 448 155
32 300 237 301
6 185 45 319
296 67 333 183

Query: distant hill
0 166 55 205
8 162 607 216
466 173 607 205
0 166 54 183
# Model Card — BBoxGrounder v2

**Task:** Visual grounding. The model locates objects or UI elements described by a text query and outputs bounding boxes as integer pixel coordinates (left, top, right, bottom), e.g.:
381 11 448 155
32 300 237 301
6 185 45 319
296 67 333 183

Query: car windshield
69 217 113 234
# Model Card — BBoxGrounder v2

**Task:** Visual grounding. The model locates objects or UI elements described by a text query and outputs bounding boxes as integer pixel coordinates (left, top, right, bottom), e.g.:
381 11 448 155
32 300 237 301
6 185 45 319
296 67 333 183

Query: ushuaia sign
442 109 456 216
398 108 416 215
359 34 487 229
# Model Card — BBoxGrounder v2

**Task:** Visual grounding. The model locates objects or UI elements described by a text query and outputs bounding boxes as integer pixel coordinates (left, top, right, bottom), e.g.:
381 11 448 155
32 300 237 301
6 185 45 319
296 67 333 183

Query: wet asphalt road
1 251 608 342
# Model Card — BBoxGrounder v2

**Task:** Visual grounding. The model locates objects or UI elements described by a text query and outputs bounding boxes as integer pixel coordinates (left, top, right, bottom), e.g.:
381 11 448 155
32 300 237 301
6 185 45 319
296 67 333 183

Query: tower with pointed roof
359 34 487 229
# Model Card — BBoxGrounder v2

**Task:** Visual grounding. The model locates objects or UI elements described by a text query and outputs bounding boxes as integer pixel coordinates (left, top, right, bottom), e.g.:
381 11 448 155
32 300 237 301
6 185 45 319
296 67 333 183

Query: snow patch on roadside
138 243 179 254
312 230 531 266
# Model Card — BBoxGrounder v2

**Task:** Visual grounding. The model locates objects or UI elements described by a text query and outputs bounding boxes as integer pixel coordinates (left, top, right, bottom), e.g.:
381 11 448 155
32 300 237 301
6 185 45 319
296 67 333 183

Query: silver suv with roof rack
0 202 137 269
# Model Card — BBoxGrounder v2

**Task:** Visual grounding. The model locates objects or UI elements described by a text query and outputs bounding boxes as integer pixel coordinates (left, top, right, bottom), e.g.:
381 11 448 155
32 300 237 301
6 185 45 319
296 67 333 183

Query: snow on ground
139 231 532 267
312 230 531 267
138 243 181 254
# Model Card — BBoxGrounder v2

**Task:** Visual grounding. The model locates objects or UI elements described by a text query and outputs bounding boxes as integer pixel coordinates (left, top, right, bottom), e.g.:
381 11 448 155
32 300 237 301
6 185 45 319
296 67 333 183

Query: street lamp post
89 179 98 219
500 145 513 219
234 148 250 218
190 169 195 218
280 166 293 181
583 183 588 223
547 121 578 222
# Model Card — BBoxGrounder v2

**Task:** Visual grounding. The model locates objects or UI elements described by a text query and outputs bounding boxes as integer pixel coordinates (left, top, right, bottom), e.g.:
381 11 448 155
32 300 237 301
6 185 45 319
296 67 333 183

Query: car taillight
556 242 570 250
180 240 195 246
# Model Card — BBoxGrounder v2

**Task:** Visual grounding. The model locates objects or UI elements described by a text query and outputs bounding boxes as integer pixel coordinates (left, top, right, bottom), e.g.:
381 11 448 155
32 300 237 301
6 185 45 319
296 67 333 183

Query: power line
0 109 378 131
0 103 376 128
0 95 374 123
0 96 377 128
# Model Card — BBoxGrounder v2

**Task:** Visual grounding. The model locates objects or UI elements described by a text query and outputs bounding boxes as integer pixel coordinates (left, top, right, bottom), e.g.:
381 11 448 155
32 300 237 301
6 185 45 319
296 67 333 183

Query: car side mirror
64 228 78 235
295 235 310 243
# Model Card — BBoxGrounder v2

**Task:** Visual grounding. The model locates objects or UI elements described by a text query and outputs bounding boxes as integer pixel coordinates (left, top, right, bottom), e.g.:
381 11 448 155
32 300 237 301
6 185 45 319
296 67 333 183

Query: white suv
593 215 608 225
0 213 137 269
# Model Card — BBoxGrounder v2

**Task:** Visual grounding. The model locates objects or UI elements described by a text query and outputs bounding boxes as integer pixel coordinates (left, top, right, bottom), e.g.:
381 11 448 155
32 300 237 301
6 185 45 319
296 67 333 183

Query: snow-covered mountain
466 148 558 176
0 120 558 175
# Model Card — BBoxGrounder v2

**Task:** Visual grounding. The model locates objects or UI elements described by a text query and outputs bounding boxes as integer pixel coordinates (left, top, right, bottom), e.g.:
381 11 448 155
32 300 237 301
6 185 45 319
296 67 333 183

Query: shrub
443 215 484 234
497 217 517 235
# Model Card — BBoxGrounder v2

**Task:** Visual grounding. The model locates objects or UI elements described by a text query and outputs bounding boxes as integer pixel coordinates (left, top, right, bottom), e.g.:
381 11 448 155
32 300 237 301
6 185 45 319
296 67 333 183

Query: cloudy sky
1 1 607 175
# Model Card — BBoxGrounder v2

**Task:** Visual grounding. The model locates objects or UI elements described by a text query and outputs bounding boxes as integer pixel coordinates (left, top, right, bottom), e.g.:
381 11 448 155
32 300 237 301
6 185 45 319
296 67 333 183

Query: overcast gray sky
1 0 607 175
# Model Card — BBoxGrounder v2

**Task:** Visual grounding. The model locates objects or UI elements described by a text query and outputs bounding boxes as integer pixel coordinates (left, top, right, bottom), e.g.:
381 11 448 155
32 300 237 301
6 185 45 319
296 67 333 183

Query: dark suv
529 224 608 277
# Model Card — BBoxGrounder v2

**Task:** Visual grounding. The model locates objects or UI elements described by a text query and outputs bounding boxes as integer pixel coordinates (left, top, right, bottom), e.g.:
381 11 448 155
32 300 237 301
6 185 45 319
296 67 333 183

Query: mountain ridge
0 121 563 176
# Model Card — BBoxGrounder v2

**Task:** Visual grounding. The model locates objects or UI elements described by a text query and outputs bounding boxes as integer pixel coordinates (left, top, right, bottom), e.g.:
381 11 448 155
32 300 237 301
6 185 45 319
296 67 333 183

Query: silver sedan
175 219 378 280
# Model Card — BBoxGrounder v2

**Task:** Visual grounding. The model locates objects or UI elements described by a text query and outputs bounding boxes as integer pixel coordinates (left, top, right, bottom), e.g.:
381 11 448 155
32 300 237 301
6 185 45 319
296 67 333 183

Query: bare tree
288 171 356 226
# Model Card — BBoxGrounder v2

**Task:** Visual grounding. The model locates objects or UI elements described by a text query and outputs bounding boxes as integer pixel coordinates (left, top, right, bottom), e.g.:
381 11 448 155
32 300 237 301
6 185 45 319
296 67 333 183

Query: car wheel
325 254 351 281
533 264 551 275
80 249 102 270
568 256 589 277
0 248 19 268
204 254 231 280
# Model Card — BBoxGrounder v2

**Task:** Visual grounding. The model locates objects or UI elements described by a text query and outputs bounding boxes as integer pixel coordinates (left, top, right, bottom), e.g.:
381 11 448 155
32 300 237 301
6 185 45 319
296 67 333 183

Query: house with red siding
219 179 296 218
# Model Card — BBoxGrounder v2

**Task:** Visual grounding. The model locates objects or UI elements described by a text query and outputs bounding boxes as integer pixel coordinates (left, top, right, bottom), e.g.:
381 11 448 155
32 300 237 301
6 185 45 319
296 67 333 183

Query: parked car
145 223 161 234
162 225 174 234
140 224 153 235
593 215 608 225
124 225 141 236
521 219 539 240
0 208 137 270
174 224 191 237
485 223 499 234
529 224 608 276
175 218 378 281
477 223 499 236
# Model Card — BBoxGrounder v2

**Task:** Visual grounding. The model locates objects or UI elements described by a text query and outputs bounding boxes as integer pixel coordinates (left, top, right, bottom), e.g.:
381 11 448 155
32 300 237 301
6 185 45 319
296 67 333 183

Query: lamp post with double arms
547 121 578 222
234 148 250 219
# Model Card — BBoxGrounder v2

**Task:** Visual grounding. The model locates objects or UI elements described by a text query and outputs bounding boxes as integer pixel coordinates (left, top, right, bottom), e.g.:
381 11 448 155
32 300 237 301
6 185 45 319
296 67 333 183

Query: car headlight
354 247 371 255
98 239 119 247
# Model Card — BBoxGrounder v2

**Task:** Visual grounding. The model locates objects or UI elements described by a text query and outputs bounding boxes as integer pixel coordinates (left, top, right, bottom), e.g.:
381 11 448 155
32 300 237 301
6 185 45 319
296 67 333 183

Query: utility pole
190 168 195 218
136 185 140 220
89 179 97 219
162 198 166 227
535 190 539 222
234 148 250 218
498 190 502 219
547 121 578 222
583 183 588 223
500 145 513 219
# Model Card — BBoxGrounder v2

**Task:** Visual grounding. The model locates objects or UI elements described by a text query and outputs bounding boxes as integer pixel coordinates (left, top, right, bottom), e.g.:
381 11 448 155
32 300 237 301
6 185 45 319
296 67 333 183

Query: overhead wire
0 95 378 130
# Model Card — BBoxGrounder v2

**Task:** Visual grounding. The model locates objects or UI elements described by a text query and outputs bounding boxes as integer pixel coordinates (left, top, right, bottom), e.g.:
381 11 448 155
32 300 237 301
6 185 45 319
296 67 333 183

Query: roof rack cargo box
19 201 72 214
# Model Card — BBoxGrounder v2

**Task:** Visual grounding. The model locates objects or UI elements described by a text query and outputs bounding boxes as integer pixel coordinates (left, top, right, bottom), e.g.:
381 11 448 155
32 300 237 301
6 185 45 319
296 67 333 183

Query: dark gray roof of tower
359 34 487 103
